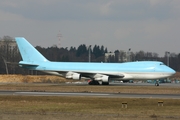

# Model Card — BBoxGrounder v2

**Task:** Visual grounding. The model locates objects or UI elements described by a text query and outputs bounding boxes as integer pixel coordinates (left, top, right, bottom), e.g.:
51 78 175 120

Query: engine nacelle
65 72 81 80
94 75 109 82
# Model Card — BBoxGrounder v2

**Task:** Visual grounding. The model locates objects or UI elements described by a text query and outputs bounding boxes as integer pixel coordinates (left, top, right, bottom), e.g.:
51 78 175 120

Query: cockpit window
160 63 165 65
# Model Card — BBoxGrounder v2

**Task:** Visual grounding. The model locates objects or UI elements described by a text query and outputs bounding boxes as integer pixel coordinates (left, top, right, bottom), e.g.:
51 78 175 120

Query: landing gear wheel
102 82 109 85
88 80 100 85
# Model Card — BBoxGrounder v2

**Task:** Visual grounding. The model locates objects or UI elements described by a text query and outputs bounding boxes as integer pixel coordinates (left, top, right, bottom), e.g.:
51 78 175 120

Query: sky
0 0 180 57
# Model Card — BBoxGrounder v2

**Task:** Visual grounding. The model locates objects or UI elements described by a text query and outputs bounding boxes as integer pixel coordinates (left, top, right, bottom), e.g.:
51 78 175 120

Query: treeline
36 44 108 62
0 36 180 75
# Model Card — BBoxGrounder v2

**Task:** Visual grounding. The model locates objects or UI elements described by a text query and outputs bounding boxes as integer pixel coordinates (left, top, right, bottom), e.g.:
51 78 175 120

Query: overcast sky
0 0 180 57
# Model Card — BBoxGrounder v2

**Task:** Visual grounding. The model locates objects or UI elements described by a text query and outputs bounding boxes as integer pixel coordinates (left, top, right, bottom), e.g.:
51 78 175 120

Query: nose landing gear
155 80 159 86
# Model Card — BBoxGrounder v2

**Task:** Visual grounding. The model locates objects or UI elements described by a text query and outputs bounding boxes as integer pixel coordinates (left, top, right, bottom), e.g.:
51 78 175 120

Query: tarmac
0 83 180 99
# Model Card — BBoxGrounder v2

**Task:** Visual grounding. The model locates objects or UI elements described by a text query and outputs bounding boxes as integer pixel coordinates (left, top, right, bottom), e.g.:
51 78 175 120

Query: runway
0 91 180 99
0 82 179 99
66 82 180 87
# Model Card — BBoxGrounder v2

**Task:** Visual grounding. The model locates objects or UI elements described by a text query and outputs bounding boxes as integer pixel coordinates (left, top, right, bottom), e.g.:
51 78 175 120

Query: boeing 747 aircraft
15 37 176 86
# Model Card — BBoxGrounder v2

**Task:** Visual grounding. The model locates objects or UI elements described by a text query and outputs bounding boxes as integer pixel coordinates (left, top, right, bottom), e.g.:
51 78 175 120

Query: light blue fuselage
20 61 175 80
15 37 176 82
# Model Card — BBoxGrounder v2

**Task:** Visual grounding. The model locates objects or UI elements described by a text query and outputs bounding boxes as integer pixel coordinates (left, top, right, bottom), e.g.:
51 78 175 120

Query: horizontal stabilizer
19 61 39 68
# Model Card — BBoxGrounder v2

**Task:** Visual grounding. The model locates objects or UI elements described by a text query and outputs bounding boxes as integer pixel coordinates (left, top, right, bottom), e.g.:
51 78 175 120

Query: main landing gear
88 80 109 85
102 82 109 85
155 80 159 86
88 80 100 85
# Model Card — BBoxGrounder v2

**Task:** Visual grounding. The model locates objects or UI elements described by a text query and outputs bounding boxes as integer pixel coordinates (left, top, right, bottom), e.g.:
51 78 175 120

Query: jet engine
94 75 109 82
65 72 81 80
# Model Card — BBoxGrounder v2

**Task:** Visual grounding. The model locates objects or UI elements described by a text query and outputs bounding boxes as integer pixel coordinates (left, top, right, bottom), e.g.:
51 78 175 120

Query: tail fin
15 37 48 62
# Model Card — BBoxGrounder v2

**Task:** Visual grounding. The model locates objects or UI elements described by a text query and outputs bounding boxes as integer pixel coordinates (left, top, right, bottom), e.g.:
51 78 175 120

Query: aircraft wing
80 72 124 78
56 70 124 79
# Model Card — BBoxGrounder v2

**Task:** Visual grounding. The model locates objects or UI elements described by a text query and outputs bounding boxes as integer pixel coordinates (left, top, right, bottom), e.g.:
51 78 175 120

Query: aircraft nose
171 69 176 74
168 67 176 75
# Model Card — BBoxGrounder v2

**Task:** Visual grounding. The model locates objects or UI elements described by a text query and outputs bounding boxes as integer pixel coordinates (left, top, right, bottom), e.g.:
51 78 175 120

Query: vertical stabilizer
15 37 48 62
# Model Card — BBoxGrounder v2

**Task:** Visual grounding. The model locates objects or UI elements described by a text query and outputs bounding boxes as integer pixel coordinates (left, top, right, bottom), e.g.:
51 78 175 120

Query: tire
88 80 100 85
102 82 109 85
